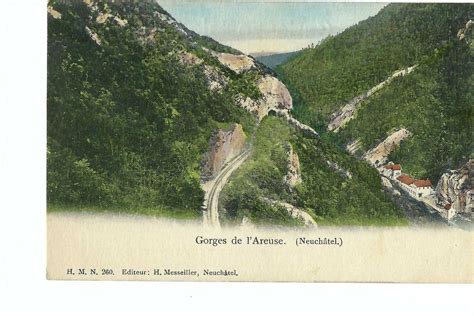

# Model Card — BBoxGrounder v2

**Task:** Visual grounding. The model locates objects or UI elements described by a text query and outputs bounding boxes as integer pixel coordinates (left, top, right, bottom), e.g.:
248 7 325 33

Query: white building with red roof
396 174 433 198
382 163 402 179
383 163 457 220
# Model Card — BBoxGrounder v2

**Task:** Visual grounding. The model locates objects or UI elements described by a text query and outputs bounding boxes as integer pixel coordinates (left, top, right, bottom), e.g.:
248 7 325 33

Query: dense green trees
220 117 406 226
338 41 473 182
49 1 443 226
279 3 473 182
47 1 256 214
280 4 472 120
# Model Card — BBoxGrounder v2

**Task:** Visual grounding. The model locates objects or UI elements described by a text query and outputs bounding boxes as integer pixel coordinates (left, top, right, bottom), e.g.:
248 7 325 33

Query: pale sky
159 1 387 54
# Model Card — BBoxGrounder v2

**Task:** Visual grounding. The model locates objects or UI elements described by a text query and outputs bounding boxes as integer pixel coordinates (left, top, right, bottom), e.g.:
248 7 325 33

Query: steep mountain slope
279 3 473 182
47 0 259 215
220 116 405 226
254 51 299 70
48 0 405 226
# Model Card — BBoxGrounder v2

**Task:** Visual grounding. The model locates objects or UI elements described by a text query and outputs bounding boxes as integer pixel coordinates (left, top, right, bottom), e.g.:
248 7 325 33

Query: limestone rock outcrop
236 75 293 120
273 110 319 138
262 198 317 227
178 51 227 91
363 128 412 167
48 6 62 19
85 26 101 46
211 51 256 74
178 51 203 66
435 160 473 215
201 124 247 181
328 65 417 132
283 144 302 190
257 75 293 113
457 20 473 41
346 138 362 155
95 11 128 27
203 66 228 91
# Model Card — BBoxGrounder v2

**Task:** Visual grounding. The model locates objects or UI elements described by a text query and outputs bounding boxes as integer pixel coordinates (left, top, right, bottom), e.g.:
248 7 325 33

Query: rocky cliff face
283 144 302 190
262 198 317 227
48 6 62 19
273 110 319 138
457 19 473 41
327 65 417 132
363 128 412 167
178 51 228 91
201 124 247 181
345 138 362 155
236 75 293 120
210 51 256 74
257 75 293 113
435 160 473 214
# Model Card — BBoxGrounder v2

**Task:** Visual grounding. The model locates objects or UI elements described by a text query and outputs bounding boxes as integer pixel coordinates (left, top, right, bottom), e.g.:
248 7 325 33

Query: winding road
202 149 251 226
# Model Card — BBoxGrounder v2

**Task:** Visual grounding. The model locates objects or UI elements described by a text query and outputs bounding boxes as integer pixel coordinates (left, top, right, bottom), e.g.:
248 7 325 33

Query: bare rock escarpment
257 75 293 114
210 50 318 139
48 6 62 19
262 198 317 227
210 51 256 74
327 65 417 132
236 75 293 120
363 128 412 167
283 144 302 190
457 19 473 41
178 51 203 66
345 138 362 155
85 26 102 46
435 160 473 216
178 51 228 91
201 123 247 182
273 110 319 138
208 50 295 123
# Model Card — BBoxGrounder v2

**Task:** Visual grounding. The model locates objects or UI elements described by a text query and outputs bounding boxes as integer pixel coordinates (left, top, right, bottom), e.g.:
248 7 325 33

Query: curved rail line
203 149 251 226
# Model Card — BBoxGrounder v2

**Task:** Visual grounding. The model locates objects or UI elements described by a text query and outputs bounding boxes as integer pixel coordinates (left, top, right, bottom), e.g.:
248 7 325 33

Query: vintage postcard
47 0 473 282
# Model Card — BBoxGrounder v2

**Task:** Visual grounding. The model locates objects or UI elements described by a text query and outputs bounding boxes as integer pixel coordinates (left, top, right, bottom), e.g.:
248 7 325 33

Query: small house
396 175 433 198
413 179 432 198
383 164 401 179
397 175 416 196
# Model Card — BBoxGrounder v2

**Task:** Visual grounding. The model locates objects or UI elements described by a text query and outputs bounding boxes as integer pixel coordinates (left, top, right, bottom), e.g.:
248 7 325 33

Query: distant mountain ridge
254 51 299 70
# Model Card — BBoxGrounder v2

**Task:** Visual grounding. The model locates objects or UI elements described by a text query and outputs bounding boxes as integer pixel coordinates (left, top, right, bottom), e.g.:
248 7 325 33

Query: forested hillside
220 117 405 226
279 3 473 182
47 0 258 215
48 0 407 226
